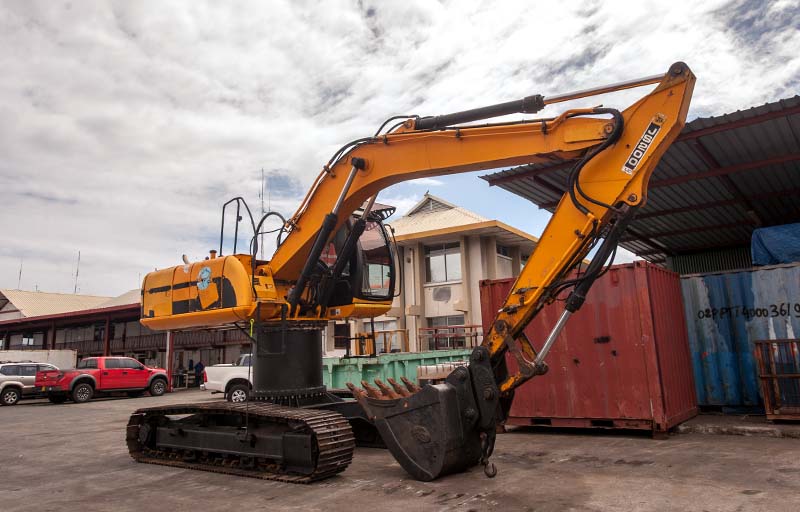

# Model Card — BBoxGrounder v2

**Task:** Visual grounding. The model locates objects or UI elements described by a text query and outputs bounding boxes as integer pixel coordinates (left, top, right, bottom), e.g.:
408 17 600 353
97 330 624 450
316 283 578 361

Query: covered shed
481 96 800 274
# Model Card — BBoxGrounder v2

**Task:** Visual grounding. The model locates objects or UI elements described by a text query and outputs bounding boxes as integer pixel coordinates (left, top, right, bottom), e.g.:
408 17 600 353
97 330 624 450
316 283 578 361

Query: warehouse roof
481 95 800 264
0 289 110 321
98 289 141 307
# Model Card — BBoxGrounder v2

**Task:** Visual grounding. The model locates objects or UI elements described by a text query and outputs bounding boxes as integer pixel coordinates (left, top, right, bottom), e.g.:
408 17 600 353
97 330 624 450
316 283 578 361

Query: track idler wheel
347 346 500 481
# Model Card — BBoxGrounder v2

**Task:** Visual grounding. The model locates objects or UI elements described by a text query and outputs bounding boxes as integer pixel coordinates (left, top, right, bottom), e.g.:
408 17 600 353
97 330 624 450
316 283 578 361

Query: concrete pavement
2 389 799 512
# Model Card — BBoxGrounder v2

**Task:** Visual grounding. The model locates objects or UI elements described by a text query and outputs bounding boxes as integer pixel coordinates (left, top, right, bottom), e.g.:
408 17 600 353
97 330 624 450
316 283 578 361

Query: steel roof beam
638 241 749 257
635 187 800 220
622 228 673 256
620 221 746 243
485 160 576 186
688 140 764 225
676 104 800 141
651 152 800 188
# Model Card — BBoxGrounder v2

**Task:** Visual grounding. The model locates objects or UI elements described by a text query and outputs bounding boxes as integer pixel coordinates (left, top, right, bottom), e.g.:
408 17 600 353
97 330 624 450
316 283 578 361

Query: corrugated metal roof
481 95 800 265
0 289 110 319
98 289 141 307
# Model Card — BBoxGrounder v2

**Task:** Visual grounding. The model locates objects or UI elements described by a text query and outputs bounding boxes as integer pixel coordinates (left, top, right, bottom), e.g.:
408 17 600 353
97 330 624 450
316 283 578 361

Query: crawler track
126 402 355 483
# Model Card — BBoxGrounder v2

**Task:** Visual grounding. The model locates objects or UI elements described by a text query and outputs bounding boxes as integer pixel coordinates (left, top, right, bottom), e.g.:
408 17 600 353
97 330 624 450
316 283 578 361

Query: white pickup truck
201 354 252 402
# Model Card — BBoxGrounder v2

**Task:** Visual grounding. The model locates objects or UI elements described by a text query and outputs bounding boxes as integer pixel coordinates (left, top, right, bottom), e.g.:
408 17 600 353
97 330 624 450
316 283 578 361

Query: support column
103 317 110 356
510 246 522 277
165 330 174 392
45 321 55 350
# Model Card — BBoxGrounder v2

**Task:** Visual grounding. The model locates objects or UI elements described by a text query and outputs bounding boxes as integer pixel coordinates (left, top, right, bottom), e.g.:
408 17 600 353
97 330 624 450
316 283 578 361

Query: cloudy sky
1 0 798 296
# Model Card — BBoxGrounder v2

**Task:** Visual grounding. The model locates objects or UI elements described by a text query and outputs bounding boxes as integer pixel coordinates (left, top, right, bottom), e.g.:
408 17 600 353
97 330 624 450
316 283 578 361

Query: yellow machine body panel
141 255 256 330
324 299 392 320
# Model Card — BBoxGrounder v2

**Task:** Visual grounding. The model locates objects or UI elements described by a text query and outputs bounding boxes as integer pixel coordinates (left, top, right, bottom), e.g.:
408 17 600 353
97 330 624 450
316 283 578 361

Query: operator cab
319 203 397 307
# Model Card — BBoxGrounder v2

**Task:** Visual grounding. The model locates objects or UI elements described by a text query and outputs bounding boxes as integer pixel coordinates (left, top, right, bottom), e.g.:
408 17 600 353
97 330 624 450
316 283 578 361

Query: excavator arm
138 62 695 482
274 62 693 391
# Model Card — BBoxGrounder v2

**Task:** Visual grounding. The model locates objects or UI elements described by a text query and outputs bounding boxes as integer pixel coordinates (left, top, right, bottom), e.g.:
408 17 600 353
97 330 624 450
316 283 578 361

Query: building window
366 320 402 353
333 323 351 350
496 244 513 279
424 315 466 350
21 334 35 346
424 242 461 283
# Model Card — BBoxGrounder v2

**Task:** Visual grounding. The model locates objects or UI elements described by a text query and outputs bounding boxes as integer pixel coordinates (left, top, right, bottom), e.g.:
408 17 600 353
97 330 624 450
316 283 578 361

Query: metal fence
418 325 482 351
754 339 800 420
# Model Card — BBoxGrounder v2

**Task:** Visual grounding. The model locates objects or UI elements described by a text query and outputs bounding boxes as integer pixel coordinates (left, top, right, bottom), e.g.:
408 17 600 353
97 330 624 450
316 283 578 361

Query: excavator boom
135 62 695 482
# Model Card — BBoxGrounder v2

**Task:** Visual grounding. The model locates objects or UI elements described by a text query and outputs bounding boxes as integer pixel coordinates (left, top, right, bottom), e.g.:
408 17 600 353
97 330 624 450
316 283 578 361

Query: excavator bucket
347 346 500 481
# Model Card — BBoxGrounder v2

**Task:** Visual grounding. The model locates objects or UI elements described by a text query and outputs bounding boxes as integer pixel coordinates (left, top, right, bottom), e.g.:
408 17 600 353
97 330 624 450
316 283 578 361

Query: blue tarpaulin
751 223 800 265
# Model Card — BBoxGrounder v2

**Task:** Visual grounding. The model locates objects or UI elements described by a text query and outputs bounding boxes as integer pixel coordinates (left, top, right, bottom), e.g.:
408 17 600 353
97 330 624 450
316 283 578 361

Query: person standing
194 360 205 387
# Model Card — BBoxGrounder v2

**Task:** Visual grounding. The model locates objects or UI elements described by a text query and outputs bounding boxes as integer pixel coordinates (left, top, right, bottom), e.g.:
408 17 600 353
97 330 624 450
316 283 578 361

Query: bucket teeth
386 378 411 397
374 379 401 399
360 379 383 399
400 376 420 393
345 382 367 402
347 377 422 401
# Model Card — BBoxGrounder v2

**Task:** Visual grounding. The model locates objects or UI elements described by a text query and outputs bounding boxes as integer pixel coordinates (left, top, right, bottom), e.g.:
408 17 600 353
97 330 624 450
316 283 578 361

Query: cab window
20 365 37 376
0 365 20 376
77 359 98 369
122 359 144 369
359 221 394 299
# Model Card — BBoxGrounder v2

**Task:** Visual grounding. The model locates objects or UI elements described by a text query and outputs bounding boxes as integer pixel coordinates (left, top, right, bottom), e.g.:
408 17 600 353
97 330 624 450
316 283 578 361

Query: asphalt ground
2 389 799 512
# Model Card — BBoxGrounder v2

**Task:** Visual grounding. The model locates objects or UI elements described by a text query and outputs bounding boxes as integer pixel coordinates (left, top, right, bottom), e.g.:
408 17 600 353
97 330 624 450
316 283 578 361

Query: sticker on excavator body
622 113 666 175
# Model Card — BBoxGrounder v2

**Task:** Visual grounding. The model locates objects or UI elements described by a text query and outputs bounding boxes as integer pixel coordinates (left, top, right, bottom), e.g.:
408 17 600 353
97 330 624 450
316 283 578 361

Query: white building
324 193 537 355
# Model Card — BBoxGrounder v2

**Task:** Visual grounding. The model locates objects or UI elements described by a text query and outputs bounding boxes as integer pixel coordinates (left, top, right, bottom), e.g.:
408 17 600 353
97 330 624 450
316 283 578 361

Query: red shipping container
480 261 697 433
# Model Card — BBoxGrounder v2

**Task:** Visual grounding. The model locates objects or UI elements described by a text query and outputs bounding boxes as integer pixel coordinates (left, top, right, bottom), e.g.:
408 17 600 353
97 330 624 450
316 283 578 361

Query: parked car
202 353 252 402
35 356 168 404
0 361 59 406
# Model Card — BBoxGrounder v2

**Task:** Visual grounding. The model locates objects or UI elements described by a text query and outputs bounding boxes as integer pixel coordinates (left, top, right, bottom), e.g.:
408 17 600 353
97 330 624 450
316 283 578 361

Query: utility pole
73 250 81 294
17 258 22 289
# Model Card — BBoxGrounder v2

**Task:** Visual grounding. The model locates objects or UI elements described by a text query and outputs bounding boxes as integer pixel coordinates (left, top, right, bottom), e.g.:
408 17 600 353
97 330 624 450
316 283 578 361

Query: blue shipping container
681 263 800 407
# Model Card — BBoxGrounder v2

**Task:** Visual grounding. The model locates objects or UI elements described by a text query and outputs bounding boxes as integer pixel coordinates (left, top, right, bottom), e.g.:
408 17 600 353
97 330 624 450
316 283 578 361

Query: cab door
101 359 127 389
122 358 150 388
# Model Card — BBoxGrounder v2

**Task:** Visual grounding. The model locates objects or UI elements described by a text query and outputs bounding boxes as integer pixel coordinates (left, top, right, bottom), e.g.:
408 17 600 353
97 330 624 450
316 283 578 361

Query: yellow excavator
127 62 695 483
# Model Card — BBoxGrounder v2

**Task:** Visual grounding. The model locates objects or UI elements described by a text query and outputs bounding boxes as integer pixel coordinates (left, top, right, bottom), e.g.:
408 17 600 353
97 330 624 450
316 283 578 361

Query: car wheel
72 383 94 403
48 395 67 404
149 379 167 397
227 384 249 403
1 387 21 406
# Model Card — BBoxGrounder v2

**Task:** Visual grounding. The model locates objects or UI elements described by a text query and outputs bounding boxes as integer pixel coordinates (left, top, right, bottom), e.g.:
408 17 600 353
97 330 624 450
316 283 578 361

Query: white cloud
0 0 797 295
408 178 445 187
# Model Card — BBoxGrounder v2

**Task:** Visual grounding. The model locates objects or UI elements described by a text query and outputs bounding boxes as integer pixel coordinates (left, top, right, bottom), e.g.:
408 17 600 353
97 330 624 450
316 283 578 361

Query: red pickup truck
35 356 168 404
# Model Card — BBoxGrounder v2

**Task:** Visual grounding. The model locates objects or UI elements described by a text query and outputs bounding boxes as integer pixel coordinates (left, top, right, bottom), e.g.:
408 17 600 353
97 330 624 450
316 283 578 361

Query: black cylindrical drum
251 322 326 402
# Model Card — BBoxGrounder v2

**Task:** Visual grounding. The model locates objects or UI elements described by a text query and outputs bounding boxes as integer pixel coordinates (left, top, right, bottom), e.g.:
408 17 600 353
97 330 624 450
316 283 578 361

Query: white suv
0 361 58 406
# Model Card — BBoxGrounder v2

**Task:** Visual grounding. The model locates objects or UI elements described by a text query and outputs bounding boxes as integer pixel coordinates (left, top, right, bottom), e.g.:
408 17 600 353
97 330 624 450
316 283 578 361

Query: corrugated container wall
480 261 697 432
680 262 800 408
